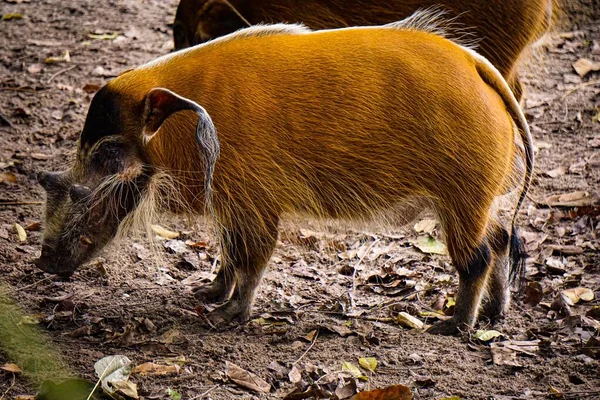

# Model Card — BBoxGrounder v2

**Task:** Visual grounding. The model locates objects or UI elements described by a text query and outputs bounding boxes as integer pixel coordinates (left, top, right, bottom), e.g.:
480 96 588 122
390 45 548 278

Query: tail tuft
508 226 527 287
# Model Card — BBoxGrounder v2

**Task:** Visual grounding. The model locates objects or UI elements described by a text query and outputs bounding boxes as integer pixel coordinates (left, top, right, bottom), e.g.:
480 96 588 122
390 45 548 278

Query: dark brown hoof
204 299 251 327
426 318 464 336
193 282 230 304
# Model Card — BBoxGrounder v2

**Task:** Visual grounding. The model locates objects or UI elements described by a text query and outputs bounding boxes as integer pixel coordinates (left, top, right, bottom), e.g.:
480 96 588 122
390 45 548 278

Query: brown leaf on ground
582 337 600 359
13 223 26 242
0 172 16 184
225 361 271 393
350 384 413 400
543 191 598 207
25 221 41 231
82 83 101 93
131 362 180 376
545 166 566 178
491 340 539 367
44 50 70 64
151 224 179 239
562 287 594 304
523 282 544 306
572 58 600 77
546 245 584 256
0 363 22 373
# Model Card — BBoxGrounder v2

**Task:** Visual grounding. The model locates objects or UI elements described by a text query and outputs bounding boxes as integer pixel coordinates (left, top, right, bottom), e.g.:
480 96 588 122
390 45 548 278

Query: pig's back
144 27 515 216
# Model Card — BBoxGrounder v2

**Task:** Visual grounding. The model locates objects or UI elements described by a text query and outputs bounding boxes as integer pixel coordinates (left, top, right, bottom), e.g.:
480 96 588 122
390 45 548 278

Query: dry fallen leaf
225 361 271 393
27 63 42 74
413 235 446 255
351 384 413 400
14 223 27 242
358 357 377 372
131 362 180 376
44 50 70 64
490 340 539 367
475 330 504 342
0 172 16 184
88 32 119 40
2 13 23 20
545 166 566 178
562 287 594 304
111 380 139 399
572 58 600 77
414 218 437 234
288 365 301 383
396 312 424 330
151 224 180 239
523 282 544 307
544 191 598 207
25 221 41 231
336 379 358 399
342 362 366 380
82 83 101 93
546 245 584 256
0 363 22 374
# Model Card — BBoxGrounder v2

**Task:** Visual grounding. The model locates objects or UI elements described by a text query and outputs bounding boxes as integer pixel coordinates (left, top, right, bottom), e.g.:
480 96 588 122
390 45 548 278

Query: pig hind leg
428 206 493 335
480 221 511 321
206 215 279 325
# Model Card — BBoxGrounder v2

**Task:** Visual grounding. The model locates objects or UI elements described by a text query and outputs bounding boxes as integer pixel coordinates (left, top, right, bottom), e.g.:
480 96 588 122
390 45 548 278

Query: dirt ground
1 0 599 399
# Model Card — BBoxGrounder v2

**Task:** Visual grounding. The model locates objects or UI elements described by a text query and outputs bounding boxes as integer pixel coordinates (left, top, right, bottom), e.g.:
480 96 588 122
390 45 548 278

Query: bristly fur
384 6 479 50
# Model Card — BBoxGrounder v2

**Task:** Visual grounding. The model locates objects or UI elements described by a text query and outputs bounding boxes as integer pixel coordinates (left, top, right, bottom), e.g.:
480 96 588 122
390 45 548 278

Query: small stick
86 356 118 400
561 79 600 101
293 329 319 365
191 385 220 399
0 201 44 206
13 276 53 292
47 65 77 83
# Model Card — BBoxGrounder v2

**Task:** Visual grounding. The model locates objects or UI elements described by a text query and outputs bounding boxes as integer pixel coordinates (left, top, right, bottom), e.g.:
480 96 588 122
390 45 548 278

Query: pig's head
173 0 250 50
36 84 218 277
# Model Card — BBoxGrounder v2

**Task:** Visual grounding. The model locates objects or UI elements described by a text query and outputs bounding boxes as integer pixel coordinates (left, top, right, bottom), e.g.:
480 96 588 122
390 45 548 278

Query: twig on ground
293 329 319 365
191 385 220 400
561 79 600 100
13 276 53 292
47 65 77 83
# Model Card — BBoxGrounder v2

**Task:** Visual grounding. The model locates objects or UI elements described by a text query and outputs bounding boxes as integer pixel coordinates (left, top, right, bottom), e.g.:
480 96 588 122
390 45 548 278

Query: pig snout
34 245 77 278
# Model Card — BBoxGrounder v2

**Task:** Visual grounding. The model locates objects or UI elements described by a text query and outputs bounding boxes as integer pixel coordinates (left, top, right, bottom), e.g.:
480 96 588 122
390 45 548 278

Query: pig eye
107 148 119 159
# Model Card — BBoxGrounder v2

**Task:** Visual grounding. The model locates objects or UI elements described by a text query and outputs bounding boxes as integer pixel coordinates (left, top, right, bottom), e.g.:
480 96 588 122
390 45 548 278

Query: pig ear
142 88 200 143
195 0 251 41
141 87 220 210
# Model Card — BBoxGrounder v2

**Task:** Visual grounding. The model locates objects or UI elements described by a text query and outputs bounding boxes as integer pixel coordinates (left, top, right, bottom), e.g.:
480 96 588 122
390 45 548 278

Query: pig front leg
193 266 235 303
206 215 279 326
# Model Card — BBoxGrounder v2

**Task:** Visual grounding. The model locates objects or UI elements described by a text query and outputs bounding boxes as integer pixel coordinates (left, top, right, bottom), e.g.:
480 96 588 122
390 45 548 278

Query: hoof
193 282 230 304
204 299 250 327
480 304 506 323
427 318 465 336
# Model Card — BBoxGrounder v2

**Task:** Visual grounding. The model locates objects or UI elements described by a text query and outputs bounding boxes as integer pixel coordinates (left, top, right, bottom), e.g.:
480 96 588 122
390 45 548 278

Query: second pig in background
172 0 555 100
